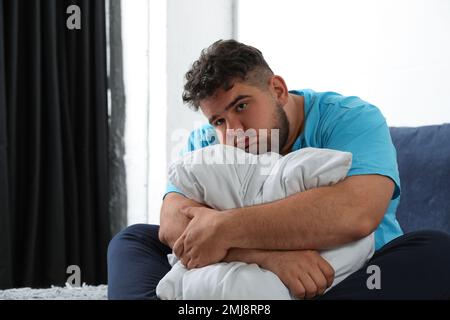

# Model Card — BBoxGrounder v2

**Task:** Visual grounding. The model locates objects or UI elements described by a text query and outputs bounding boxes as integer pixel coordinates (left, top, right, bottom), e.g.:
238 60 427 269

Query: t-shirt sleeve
320 98 400 199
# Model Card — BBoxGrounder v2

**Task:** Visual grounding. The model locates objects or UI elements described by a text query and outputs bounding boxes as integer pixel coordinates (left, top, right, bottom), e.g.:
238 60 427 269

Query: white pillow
157 145 374 300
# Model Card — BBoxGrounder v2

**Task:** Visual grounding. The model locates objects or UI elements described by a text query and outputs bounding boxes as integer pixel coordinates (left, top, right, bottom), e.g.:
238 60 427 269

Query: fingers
180 248 191 267
292 263 331 299
297 272 318 299
182 254 200 270
177 245 198 269
180 256 189 267
309 269 328 296
173 233 202 270
317 259 335 289
187 258 199 269
173 234 185 258
290 278 306 300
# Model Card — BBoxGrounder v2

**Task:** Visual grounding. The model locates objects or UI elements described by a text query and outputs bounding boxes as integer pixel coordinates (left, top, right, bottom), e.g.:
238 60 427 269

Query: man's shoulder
310 91 384 124
292 89 385 129
292 89 378 113
313 90 374 109
186 124 218 152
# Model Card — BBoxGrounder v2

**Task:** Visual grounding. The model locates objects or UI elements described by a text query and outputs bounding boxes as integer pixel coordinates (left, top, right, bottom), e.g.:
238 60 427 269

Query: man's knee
411 230 450 248
107 224 169 300
402 230 450 276
426 230 450 241
420 230 450 258
108 224 160 259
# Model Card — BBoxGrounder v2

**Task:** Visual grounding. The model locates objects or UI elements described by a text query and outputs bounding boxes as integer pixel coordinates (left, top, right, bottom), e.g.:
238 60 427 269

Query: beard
267 102 290 153
225 100 290 154
246 101 289 154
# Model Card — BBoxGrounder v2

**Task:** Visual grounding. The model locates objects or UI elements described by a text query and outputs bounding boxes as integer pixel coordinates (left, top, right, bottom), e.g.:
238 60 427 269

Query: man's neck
280 93 305 155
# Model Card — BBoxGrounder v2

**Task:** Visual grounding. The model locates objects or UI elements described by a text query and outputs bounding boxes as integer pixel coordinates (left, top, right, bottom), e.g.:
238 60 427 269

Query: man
108 40 450 299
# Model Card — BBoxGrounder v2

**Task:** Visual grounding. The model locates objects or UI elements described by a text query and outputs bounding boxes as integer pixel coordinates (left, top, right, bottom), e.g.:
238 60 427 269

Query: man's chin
245 147 260 155
242 143 283 155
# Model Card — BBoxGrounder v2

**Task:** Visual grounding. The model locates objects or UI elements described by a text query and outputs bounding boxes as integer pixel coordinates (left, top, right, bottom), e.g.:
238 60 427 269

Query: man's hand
216 175 394 252
262 250 335 299
173 206 228 269
159 193 210 249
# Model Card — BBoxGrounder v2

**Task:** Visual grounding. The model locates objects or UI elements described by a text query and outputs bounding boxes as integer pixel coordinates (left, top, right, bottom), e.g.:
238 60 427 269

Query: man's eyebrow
208 95 251 124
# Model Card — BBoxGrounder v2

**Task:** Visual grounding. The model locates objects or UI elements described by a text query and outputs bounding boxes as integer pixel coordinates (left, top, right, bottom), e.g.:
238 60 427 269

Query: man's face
199 81 289 154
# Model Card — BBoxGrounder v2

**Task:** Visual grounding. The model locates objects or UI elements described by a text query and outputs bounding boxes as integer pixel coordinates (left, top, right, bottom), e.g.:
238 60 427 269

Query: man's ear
269 75 289 106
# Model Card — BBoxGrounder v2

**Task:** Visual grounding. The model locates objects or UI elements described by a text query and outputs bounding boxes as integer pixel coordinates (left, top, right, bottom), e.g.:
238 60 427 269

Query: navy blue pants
107 224 450 300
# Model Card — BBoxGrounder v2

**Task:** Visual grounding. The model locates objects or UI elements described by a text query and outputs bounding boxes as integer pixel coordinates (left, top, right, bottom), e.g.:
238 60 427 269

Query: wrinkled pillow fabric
157 145 374 299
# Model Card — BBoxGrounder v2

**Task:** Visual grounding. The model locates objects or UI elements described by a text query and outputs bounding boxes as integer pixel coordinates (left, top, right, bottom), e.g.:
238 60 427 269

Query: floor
0 284 108 300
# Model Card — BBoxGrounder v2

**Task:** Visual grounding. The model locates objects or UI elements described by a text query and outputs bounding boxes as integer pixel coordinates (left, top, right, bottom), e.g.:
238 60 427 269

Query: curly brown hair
182 39 274 110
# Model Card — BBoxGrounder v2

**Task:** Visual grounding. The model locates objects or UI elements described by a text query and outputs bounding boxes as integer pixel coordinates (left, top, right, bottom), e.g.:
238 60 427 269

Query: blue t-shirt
165 89 404 250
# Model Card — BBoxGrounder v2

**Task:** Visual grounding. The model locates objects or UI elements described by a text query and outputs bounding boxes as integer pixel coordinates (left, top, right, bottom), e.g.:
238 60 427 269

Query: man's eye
236 103 248 112
214 119 224 126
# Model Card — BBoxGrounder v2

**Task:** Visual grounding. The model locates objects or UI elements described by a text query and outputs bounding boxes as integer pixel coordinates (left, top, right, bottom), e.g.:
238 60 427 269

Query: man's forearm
223 248 270 268
219 175 393 251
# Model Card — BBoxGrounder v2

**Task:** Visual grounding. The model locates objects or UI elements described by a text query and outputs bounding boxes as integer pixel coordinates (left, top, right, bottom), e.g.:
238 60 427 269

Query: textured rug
0 283 108 300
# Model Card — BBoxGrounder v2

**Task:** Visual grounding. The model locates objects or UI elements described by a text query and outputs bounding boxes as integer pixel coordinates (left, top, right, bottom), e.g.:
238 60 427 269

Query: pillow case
157 145 374 299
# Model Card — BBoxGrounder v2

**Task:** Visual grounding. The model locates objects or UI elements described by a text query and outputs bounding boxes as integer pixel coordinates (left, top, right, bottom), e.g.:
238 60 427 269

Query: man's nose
225 119 245 145
226 117 244 131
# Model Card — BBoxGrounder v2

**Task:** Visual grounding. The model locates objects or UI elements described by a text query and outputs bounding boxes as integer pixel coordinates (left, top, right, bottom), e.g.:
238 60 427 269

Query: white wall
237 0 450 126
122 0 234 225
122 0 150 225
147 0 168 225
166 0 235 163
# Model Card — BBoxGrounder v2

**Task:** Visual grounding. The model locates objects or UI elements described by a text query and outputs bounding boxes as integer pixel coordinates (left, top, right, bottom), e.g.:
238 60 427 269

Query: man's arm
159 192 208 248
163 192 337 299
176 174 394 266
223 248 335 299
221 174 394 251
